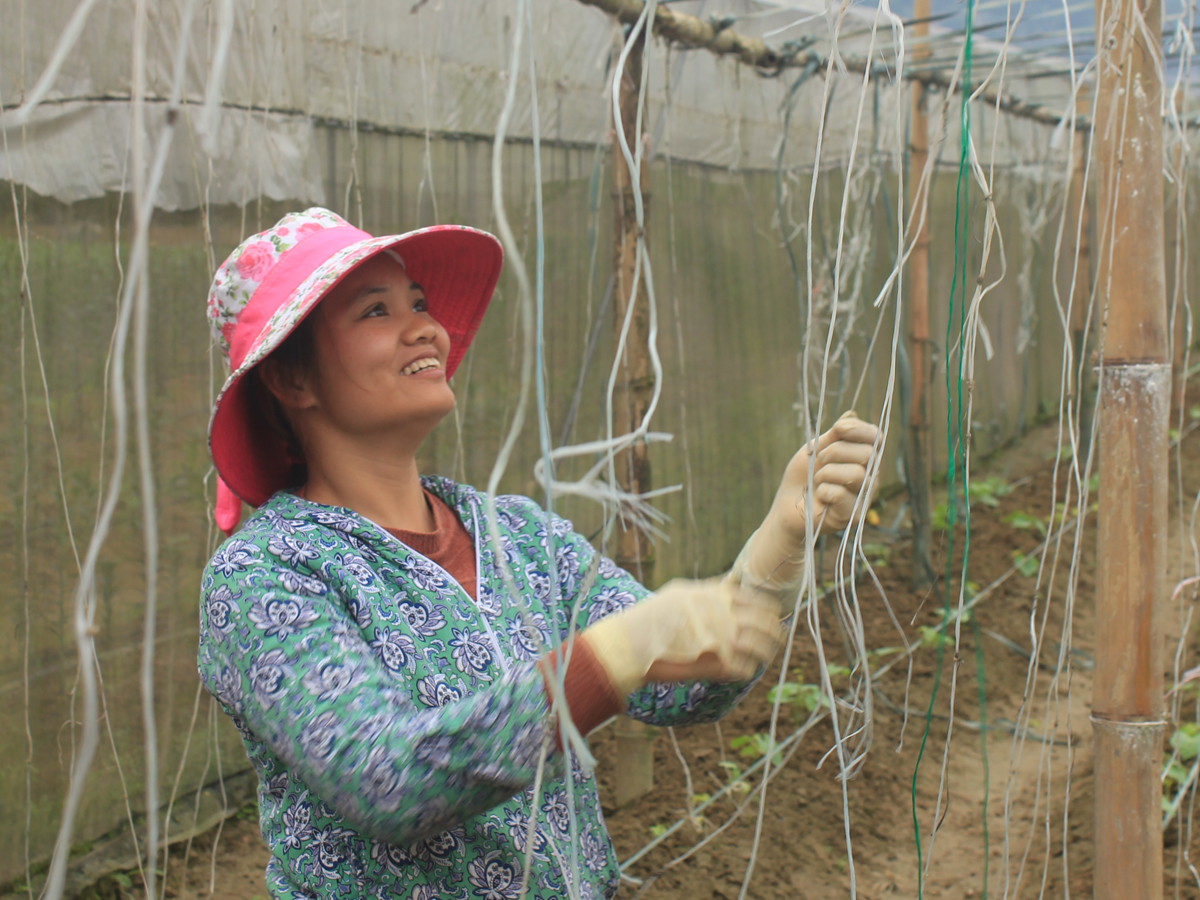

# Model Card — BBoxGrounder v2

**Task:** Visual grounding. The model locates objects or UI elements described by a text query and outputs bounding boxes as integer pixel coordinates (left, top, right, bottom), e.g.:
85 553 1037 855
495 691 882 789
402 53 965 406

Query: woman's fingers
805 412 878 461
813 462 868 490
813 482 852 502
814 483 855 523
816 440 873 468
833 413 878 444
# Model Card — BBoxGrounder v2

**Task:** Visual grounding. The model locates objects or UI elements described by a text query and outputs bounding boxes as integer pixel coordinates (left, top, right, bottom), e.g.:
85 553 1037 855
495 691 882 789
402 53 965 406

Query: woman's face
299 252 456 442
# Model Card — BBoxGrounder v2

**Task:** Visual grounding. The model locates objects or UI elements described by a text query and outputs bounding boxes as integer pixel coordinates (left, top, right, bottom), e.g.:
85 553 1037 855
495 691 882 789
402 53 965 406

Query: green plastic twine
910 1 989 897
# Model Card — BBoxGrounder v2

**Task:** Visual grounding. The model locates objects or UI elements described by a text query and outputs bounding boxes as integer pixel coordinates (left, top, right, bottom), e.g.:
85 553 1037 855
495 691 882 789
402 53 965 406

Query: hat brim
210 224 502 508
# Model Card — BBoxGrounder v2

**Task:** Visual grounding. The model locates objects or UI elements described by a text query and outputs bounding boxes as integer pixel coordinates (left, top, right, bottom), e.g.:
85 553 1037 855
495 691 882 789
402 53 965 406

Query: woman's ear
258 356 318 413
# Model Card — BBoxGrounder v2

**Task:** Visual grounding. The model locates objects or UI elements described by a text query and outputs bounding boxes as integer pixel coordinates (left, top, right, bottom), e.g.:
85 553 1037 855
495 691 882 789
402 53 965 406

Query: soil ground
120 421 1200 900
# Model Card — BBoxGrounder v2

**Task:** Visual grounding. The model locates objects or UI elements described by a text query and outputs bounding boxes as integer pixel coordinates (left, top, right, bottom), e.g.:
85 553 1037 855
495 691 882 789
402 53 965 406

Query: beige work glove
584 579 784 696
731 411 880 595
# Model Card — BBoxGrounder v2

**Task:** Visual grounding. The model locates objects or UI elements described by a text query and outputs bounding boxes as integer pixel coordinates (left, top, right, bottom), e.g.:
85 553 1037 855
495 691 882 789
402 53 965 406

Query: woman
198 208 878 900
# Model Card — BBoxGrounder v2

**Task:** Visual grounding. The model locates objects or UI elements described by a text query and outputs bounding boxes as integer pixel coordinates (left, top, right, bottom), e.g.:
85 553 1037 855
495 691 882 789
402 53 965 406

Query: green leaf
692 793 711 806
934 606 971 625
932 502 949 531
767 680 825 712
918 624 951 648
872 646 905 657
1165 762 1191 786
1003 509 1047 536
112 873 133 890
236 801 260 822
968 476 1012 507
649 824 668 838
1049 443 1075 462
731 733 784 767
1012 551 1039 578
766 682 800 706
1172 726 1200 762
1190 405 1200 421
862 542 891 566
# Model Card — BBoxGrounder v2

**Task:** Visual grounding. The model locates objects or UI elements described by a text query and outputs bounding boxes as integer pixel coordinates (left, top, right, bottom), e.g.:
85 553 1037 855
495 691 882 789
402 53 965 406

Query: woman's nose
402 314 438 344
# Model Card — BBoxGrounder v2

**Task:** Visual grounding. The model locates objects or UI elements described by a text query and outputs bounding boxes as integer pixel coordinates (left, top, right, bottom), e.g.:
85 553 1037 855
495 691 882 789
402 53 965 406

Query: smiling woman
196 207 876 900
255 254 457 534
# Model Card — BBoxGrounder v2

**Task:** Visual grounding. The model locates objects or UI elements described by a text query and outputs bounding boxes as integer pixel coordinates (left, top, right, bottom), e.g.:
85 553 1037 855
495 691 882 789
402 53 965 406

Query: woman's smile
400 355 443 377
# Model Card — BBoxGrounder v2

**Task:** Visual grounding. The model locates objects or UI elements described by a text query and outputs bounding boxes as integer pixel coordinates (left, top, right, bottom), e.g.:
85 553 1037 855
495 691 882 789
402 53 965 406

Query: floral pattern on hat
207 208 349 358
225 223 494 383
236 236 406 376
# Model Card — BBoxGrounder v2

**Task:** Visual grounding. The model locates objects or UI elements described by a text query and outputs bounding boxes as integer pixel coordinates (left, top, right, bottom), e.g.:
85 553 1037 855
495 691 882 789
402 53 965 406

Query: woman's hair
249 312 317 484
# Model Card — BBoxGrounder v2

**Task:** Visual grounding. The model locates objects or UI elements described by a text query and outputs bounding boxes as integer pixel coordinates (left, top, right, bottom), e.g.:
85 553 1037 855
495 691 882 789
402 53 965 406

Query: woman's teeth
401 357 441 376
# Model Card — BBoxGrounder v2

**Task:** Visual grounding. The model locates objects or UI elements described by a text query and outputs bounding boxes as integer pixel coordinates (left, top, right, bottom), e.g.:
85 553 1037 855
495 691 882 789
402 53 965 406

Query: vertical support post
611 26 657 808
1092 0 1168 891
905 0 936 589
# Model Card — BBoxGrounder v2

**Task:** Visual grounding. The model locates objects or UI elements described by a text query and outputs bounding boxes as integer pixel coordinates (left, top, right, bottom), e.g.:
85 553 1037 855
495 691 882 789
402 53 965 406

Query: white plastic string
415 6 442 227
130 0 160 895
17 0 201 894
996 3 1093 883
534 0 679 532
4 0 101 126
18 155 33 900
521 2 585 890
199 0 234 157
485 4 598 897
342 0 367 226
740 4 909 896
660 49 702 578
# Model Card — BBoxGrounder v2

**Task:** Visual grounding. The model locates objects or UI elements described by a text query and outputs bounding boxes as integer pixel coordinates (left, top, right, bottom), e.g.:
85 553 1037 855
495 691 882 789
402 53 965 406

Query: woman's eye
363 302 388 318
414 297 428 313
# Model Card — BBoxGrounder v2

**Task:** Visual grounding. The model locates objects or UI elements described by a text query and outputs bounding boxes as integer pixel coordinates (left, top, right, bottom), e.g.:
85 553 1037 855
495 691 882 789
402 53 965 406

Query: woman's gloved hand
583 578 784 696
731 411 879 594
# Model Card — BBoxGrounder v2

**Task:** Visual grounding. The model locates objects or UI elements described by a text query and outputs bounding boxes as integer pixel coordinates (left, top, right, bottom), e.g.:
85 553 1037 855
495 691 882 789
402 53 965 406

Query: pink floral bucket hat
207 207 502 529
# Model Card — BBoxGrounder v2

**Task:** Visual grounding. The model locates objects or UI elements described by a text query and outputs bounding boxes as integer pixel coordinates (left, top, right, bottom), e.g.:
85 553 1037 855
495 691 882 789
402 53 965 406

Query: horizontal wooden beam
576 0 1080 129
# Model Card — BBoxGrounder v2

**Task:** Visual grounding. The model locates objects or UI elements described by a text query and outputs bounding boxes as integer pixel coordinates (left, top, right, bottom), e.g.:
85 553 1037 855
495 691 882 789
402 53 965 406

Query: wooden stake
905 0 936 589
1092 0 1168 891
611 26 657 809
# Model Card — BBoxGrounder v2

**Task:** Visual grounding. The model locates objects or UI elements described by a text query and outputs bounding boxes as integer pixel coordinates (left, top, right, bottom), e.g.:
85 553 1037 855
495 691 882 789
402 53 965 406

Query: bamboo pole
1092 0 1168 889
905 0 936 590
611 26 658 809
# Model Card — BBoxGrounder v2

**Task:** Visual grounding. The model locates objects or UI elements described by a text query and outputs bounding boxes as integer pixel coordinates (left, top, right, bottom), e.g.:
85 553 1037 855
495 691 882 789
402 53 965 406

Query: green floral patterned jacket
197 477 758 900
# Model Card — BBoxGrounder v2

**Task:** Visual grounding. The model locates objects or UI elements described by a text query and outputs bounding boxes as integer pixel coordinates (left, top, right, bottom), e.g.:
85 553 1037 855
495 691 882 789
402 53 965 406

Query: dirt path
127 421 1200 900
